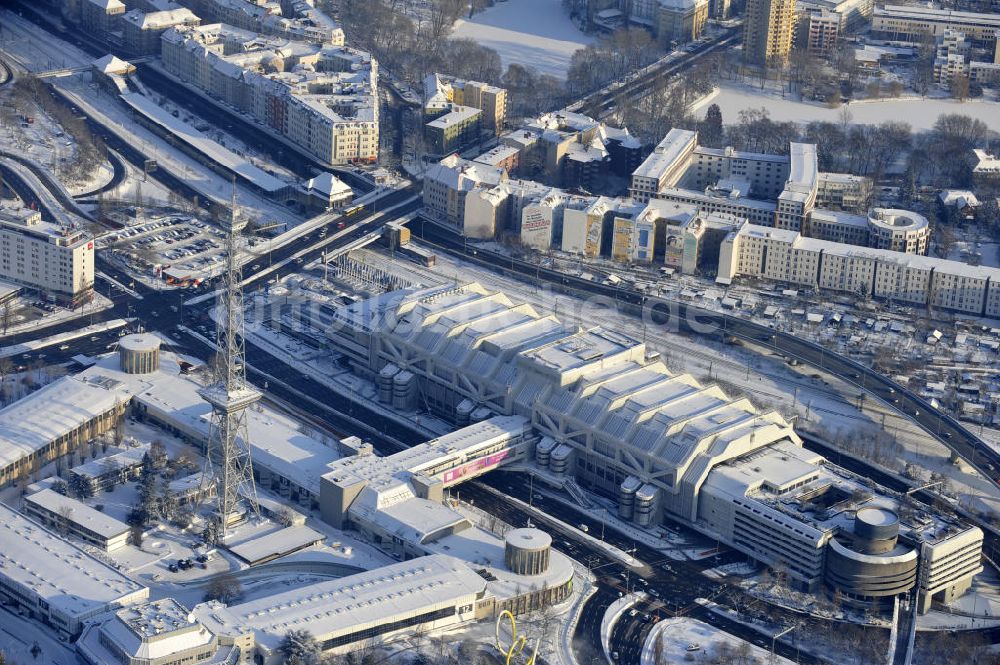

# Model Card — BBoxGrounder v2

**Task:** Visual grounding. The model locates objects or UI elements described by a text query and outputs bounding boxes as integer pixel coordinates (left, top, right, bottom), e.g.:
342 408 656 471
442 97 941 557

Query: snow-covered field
697 81 1000 132
451 0 592 78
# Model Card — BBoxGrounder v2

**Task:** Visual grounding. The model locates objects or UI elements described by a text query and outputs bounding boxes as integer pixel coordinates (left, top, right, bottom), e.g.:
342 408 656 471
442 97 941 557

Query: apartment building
803 9 840 55
629 128 698 203
743 0 797 65
424 74 508 135
0 205 94 306
872 5 1000 46
973 149 1000 186
183 0 345 44
122 8 200 55
657 0 710 45
719 221 1000 316
624 0 709 44
81 0 126 37
423 154 506 225
425 105 483 155
161 24 377 166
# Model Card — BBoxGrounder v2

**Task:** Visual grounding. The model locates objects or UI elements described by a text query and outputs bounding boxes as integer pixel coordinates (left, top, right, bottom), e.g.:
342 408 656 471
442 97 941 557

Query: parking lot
101 211 225 287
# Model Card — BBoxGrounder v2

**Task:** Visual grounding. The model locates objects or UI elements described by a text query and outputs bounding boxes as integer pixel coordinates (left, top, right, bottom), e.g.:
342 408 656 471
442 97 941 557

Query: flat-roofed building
718 221 1000 315
630 128 697 203
425 105 483 155
23 488 131 552
77 598 239 665
193 555 488 663
872 5 1000 46
0 204 94 306
0 503 148 638
815 172 871 212
161 24 377 166
0 374 128 488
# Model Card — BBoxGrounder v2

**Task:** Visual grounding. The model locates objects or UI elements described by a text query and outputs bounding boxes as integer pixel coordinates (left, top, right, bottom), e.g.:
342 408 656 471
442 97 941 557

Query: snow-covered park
451 0 592 78
696 82 1000 132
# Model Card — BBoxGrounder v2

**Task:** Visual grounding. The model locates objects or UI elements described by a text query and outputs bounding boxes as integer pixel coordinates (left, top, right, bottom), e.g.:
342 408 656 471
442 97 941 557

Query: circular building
825 507 917 605
504 528 552 576
119 334 161 374
867 208 930 254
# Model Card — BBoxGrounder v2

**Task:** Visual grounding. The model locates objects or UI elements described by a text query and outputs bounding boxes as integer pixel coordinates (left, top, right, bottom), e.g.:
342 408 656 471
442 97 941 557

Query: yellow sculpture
495 610 539 665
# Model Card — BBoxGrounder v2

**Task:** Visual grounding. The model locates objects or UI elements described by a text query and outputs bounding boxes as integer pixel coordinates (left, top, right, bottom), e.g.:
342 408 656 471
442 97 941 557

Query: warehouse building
0 502 148 639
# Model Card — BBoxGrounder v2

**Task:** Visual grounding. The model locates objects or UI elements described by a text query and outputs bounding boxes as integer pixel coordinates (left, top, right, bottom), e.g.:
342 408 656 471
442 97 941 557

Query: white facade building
0 205 94 305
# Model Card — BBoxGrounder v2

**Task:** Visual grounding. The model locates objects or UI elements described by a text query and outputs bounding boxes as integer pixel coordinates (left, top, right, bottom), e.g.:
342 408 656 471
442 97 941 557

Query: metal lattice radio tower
200 183 260 536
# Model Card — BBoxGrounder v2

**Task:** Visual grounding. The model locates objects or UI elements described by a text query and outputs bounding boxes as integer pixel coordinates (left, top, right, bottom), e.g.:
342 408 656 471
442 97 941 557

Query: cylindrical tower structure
119 334 161 374
504 528 552 576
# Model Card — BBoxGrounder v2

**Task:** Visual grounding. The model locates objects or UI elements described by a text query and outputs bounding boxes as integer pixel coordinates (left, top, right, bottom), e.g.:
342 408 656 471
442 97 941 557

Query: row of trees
685 105 993 194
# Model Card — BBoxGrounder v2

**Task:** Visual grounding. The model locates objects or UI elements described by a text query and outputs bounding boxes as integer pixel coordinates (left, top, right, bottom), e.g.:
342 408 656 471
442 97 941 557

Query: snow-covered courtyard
451 0 593 78
696 82 1000 132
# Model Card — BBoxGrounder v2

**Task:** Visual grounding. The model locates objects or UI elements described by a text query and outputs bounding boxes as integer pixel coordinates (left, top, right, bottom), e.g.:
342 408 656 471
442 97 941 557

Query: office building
0 204 94 306
872 6 1000 47
743 0 797 65
0 502 148 639
23 488 132 552
161 24 377 166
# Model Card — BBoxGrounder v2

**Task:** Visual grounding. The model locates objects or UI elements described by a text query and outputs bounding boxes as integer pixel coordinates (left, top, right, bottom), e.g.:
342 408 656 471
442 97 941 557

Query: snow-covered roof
24 489 131 540
98 599 217 662
227 525 325 564
303 172 352 198
93 54 134 75
122 8 199 30
939 189 980 208
77 354 340 497
0 375 127 472
426 105 482 129
192 554 486 652
0 503 146 621
781 142 819 202
120 92 287 193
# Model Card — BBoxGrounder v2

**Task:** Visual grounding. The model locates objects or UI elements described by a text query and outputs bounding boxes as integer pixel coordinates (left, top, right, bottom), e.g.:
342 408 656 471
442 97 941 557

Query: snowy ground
694 81 1000 132
451 0 592 78
640 617 795 665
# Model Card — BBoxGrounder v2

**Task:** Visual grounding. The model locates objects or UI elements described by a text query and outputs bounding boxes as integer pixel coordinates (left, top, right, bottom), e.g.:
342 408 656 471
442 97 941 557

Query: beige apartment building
161 24 378 166
0 206 94 306
743 0 797 64
657 0 710 46
122 8 200 56
425 74 508 136
719 221 1000 316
